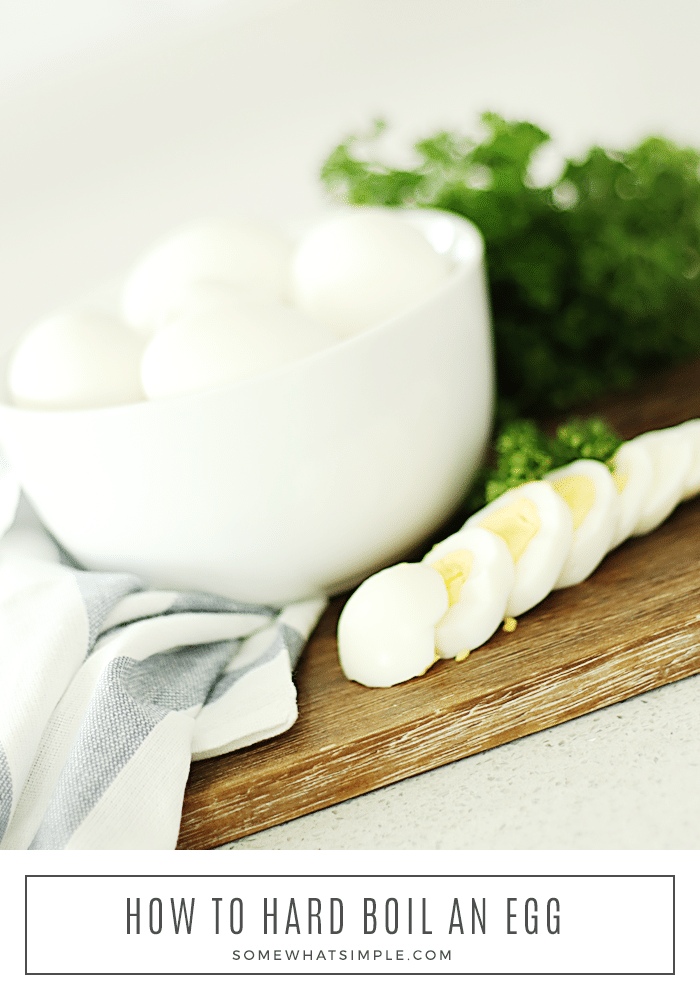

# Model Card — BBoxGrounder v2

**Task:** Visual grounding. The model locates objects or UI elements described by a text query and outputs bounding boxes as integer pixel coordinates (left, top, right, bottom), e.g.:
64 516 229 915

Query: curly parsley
321 114 700 420
462 416 623 514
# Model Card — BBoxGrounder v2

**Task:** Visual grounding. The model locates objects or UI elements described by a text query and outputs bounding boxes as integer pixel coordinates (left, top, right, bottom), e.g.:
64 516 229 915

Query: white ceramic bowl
0 209 493 606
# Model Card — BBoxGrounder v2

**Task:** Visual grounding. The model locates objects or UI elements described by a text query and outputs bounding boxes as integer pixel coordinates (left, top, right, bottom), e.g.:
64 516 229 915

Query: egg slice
678 418 700 501
290 208 451 337
422 526 515 658
607 439 654 550
8 311 145 411
337 562 448 688
629 426 694 536
122 219 293 332
544 460 619 587
140 299 338 400
465 480 574 617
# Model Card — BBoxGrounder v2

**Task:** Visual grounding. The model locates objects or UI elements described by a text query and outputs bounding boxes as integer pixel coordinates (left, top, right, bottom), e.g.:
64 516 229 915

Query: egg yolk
431 549 474 605
611 461 629 494
549 475 595 529
480 497 540 562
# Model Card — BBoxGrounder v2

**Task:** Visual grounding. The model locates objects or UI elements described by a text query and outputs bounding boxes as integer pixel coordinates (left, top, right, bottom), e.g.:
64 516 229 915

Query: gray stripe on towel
71 569 143 652
29 639 236 850
206 622 304 703
0 740 13 842
166 591 277 617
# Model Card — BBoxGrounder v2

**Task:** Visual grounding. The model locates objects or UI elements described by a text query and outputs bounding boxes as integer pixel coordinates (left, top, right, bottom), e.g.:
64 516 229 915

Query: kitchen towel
0 454 326 849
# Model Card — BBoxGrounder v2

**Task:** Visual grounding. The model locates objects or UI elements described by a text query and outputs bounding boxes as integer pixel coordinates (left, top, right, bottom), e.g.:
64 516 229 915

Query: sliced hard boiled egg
465 480 573 618
122 219 293 332
422 526 515 658
544 459 619 588
629 426 693 536
337 562 448 688
678 418 700 501
607 438 654 550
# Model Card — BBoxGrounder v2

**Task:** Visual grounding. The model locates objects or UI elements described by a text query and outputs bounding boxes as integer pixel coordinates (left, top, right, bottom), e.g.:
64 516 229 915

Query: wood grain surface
176 360 700 850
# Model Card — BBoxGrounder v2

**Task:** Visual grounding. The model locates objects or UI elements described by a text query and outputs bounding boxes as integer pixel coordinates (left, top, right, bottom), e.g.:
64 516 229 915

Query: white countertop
2 0 699 851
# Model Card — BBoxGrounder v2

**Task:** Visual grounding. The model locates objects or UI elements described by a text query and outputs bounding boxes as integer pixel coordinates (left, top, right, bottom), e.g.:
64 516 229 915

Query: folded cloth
0 455 326 850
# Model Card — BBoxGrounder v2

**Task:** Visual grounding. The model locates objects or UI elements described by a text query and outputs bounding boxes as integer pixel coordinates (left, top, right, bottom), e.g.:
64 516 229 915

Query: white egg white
290 209 451 337
465 480 573 617
8 311 145 411
337 562 448 688
145 279 264 328
122 219 293 332
140 299 338 400
545 459 619 588
607 438 654 550
422 525 515 658
677 418 700 501
629 426 694 536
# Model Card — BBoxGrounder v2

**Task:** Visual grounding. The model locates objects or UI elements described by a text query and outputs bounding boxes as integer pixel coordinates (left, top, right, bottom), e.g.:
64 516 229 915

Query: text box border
24 873 676 976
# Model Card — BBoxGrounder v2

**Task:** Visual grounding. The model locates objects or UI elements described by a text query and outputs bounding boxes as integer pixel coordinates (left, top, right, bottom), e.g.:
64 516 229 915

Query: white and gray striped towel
0 453 326 850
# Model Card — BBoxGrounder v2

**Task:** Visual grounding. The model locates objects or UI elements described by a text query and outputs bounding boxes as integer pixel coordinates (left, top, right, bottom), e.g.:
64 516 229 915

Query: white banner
25 871 673 975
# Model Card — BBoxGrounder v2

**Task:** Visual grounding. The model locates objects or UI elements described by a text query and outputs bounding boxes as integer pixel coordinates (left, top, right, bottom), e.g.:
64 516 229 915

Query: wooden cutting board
176 360 700 850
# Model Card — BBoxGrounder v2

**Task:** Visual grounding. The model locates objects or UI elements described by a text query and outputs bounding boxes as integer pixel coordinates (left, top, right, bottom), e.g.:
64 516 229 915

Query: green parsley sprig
464 416 623 514
321 114 700 420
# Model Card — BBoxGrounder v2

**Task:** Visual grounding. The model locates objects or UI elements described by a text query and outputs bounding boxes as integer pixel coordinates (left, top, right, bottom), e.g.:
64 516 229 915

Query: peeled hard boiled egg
465 480 574 618
122 219 293 332
140 299 338 400
678 418 700 501
607 438 654 550
337 562 448 688
629 426 693 536
544 459 619 588
8 311 145 410
141 279 260 328
422 525 515 659
290 209 452 336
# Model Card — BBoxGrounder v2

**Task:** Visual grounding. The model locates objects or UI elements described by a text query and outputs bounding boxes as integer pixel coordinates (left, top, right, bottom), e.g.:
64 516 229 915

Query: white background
3 850 694 996
3 0 700 353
